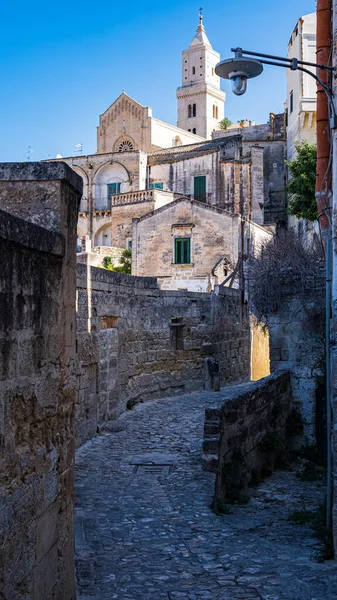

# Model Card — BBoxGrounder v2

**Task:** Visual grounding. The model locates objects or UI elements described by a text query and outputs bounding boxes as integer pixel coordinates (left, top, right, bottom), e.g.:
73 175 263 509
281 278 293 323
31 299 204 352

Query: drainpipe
331 0 337 548
317 0 333 531
316 0 331 242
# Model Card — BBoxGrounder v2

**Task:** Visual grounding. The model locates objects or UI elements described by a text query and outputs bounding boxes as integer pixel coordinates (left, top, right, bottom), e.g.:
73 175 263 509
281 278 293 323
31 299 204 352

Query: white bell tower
176 11 226 139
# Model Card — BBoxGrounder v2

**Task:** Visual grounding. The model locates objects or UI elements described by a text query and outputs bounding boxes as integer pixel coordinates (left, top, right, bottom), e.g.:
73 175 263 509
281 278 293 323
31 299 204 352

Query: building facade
286 13 317 162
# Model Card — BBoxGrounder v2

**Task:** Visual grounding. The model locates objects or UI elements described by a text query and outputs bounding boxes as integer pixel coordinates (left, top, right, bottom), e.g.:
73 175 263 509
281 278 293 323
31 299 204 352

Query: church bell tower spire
176 11 226 139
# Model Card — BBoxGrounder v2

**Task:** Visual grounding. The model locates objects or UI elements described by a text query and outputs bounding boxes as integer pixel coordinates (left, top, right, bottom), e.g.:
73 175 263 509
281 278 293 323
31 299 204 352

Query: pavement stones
75 390 337 600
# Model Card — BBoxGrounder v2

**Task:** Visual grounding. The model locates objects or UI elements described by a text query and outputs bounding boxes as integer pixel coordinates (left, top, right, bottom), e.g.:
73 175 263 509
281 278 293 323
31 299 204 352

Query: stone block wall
268 279 325 443
0 163 82 600
76 264 250 447
206 371 291 508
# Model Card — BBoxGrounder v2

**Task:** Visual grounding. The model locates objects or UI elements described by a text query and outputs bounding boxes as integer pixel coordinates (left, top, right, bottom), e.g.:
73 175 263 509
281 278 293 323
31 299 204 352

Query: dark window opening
192 103 196 117
194 175 206 202
192 66 195 74
188 104 192 118
192 128 196 134
290 90 294 114
170 317 185 350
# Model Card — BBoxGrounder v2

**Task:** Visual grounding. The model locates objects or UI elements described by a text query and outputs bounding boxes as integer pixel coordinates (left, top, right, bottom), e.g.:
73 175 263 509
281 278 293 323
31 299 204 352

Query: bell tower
176 11 226 139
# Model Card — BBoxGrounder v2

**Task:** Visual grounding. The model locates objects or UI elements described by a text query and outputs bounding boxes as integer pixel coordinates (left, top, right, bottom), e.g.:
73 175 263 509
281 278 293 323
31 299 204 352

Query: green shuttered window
175 238 191 264
107 182 121 198
149 183 164 189
194 175 206 202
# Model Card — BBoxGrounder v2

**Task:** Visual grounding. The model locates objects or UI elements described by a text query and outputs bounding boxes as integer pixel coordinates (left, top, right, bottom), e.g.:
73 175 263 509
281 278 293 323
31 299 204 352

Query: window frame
193 175 207 202
174 237 191 265
107 182 121 199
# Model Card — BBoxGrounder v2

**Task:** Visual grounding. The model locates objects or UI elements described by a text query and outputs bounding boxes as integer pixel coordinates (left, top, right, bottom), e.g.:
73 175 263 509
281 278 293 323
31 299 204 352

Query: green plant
286 408 304 437
102 256 114 270
102 249 132 274
286 141 317 221
297 462 324 482
219 117 233 130
288 509 313 525
288 505 334 561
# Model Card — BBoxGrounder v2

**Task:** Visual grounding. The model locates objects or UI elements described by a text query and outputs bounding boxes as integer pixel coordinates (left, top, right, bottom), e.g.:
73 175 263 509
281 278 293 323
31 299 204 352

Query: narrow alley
75 390 337 600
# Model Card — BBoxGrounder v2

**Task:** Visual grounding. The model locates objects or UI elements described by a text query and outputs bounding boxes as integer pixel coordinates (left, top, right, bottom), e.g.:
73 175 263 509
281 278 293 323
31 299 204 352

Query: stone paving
75 389 337 600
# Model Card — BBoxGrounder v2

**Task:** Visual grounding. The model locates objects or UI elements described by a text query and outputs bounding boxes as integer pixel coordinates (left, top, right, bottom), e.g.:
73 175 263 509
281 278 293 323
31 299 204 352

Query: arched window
188 104 192 118
192 128 196 134
192 66 195 75
193 104 196 117
213 105 218 119
216 106 218 119
213 105 215 118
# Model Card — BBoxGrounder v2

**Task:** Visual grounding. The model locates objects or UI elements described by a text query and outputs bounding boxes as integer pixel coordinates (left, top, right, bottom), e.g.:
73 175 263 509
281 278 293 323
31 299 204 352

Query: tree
102 248 132 274
286 141 317 221
219 117 233 130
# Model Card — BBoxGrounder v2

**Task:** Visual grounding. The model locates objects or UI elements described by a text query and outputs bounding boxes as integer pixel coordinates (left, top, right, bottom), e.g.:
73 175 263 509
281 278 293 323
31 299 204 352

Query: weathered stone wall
0 162 81 600
268 279 325 443
202 371 291 507
76 263 250 447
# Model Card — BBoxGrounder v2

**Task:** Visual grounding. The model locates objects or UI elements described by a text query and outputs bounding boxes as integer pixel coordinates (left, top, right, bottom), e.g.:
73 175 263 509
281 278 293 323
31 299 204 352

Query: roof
133 196 237 224
189 17 212 48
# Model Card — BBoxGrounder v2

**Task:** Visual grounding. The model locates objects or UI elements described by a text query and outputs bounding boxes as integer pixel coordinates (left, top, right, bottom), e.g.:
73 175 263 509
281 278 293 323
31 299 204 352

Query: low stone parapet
202 371 292 508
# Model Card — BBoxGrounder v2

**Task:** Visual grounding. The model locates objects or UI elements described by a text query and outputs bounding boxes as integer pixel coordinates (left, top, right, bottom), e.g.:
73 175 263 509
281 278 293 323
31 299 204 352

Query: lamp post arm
231 47 336 72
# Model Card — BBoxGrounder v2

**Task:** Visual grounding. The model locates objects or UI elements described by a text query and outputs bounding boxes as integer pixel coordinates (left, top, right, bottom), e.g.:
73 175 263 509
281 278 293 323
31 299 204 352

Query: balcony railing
93 190 156 210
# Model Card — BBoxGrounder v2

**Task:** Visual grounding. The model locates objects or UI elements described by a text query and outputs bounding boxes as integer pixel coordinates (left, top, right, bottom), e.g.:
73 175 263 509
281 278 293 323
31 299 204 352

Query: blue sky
0 0 315 162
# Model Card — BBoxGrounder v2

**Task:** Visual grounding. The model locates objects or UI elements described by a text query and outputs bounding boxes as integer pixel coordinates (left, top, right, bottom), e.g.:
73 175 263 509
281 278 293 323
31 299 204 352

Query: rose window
118 139 134 152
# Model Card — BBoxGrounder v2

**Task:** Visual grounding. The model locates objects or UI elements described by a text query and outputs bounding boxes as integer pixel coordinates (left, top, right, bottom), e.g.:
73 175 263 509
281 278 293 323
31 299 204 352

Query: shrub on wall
248 228 324 324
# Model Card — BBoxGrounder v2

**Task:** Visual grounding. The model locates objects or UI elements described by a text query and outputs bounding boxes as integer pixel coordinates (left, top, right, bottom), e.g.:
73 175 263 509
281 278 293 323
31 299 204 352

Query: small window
188 104 192 118
290 90 294 114
192 103 196 117
192 128 196 134
188 129 191 132
175 238 191 264
127 239 132 249
149 182 163 189
192 66 195 74
194 175 206 202
107 182 121 199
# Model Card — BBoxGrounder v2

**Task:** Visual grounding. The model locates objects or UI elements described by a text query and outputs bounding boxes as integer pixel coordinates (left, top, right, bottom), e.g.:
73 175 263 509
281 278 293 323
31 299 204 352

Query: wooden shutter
194 176 206 202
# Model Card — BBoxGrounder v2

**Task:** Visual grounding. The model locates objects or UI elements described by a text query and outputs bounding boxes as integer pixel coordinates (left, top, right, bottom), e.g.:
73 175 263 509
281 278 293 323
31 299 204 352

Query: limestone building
286 13 316 162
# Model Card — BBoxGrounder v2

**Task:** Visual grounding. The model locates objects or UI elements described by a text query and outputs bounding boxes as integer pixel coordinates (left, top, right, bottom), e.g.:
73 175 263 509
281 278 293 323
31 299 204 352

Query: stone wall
0 162 81 600
202 371 291 507
76 263 250 447
268 279 325 443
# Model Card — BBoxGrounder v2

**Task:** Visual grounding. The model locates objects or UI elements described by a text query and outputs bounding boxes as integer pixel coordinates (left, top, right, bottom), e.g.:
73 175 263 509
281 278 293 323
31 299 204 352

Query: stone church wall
76 264 250 447
0 163 82 600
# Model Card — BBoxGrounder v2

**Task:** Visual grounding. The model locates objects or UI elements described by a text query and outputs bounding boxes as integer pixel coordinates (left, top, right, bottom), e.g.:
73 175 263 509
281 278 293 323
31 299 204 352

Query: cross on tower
199 7 203 23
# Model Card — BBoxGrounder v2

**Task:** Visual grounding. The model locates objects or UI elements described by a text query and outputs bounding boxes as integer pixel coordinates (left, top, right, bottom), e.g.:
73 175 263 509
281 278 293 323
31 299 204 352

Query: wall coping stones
0 161 83 195
0 208 64 256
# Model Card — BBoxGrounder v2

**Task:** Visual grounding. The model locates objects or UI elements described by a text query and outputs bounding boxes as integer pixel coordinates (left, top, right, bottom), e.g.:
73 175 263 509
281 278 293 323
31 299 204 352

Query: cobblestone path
75 390 337 600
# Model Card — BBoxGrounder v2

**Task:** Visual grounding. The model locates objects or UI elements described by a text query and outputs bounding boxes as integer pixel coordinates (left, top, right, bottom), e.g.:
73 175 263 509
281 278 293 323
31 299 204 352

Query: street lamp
215 47 335 107
216 46 336 531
